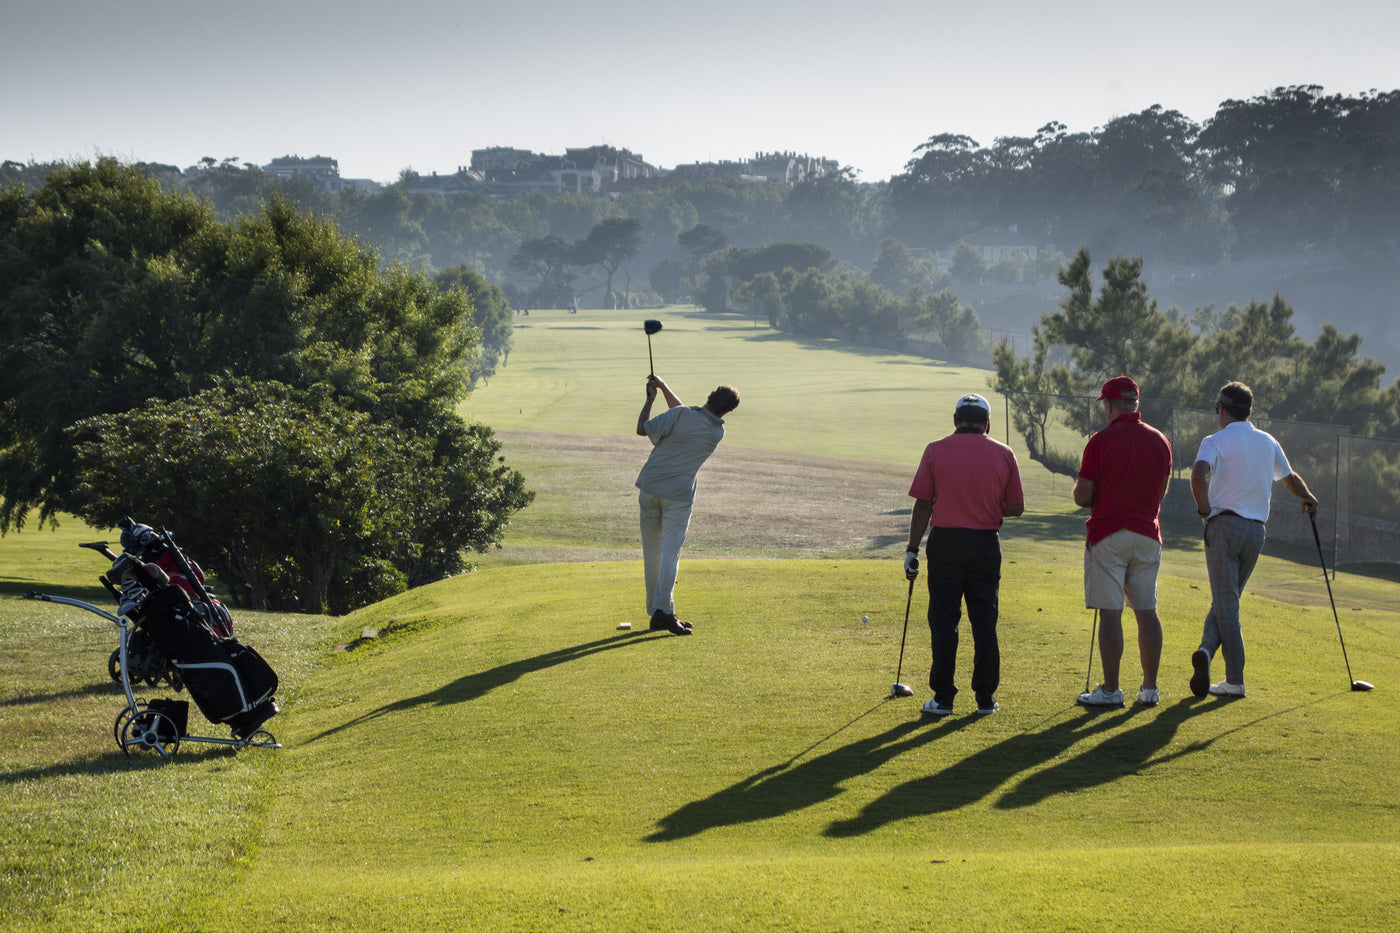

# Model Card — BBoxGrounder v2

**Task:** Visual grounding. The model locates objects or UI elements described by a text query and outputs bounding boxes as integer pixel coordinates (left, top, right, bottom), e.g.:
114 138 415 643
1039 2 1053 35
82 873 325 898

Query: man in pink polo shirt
905 393 1024 716
1073 376 1173 708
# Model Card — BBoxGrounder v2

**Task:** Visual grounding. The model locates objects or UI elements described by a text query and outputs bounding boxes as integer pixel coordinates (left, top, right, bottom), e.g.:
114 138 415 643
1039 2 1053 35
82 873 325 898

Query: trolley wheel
113 705 139 747
241 729 281 750
119 708 180 760
108 649 123 682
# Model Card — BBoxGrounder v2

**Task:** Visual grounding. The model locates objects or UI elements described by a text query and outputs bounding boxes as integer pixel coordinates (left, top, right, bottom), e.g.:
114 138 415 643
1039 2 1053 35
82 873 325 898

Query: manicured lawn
2 309 1396 931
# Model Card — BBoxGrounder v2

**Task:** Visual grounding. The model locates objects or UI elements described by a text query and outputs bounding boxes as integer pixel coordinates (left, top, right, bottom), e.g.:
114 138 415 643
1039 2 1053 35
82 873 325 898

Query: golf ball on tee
861 615 870 624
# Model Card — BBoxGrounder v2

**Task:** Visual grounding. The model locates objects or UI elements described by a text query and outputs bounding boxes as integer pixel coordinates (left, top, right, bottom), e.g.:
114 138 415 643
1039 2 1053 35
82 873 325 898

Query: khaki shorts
1084 529 1161 611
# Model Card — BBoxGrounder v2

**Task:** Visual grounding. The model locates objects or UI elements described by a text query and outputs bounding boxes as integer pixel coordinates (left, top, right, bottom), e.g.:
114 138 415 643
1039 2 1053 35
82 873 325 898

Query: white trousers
639 491 693 616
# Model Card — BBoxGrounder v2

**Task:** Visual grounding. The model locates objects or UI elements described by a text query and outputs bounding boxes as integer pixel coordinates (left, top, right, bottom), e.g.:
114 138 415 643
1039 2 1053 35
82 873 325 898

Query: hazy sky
5 0 1398 183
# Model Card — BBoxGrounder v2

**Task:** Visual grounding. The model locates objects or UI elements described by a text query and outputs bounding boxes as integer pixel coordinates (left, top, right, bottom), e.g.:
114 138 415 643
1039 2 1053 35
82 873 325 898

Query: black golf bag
110 534 279 739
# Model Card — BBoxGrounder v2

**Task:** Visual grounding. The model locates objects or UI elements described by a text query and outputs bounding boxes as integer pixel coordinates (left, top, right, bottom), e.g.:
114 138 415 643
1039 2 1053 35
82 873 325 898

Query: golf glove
904 551 919 581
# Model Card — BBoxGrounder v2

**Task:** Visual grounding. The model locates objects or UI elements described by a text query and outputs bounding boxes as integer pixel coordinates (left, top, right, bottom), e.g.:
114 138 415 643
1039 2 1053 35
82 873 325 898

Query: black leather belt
1217 509 1264 524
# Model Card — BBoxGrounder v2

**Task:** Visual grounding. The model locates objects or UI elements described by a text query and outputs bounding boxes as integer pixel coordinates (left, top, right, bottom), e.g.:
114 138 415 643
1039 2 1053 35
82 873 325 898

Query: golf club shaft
1309 512 1357 685
895 576 913 685
1085 608 1098 694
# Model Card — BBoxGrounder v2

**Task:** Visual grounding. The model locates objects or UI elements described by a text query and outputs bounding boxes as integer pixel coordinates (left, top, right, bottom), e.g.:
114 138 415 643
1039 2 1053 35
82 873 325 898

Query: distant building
261 154 380 194
448 144 845 196
666 159 755 184
748 150 840 184
264 155 338 184
468 145 654 195
668 151 839 186
937 225 1040 267
469 147 538 174
400 170 482 197
564 145 659 184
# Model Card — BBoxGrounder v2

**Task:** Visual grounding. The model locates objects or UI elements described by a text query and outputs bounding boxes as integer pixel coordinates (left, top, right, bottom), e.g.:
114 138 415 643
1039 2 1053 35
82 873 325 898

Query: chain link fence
1335 433 1400 570
995 391 1179 504
994 392 1372 561
1167 409 1348 551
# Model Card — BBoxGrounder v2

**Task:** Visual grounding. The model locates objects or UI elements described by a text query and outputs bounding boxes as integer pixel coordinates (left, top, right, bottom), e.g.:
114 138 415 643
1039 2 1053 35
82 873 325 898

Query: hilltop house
261 155 380 193
669 151 839 185
937 224 1039 267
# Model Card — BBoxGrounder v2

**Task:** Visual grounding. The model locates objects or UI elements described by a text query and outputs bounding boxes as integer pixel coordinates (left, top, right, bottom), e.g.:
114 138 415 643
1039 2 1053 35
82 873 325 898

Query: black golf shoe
648 610 692 636
1190 648 1211 697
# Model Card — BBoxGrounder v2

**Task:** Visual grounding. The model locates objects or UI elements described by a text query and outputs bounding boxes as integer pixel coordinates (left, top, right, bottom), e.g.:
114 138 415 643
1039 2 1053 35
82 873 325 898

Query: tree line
8 85 1395 296
891 86 1400 263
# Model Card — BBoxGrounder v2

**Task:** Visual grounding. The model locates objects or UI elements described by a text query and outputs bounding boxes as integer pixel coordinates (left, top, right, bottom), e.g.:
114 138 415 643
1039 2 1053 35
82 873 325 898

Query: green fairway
462 306 997 466
3 311 1398 931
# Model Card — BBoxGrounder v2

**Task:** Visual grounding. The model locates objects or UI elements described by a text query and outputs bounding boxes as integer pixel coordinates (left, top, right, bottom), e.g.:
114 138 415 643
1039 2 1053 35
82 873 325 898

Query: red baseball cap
1096 376 1140 401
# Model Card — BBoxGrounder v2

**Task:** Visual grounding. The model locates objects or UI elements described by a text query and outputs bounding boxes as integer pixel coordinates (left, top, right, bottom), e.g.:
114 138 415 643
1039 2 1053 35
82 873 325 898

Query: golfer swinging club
905 393 1024 715
635 374 740 635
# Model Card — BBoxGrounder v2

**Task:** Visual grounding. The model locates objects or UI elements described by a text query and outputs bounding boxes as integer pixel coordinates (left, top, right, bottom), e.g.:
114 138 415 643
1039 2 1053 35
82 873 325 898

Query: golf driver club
643 319 662 375
1308 512 1374 692
891 577 915 698
1084 608 1099 694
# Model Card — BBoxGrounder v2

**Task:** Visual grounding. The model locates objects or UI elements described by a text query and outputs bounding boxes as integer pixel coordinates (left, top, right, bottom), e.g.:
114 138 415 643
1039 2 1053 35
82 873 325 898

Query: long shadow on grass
1003 509 1089 545
1 679 125 708
306 632 663 743
994 696 1212 809
824 704 1150 837
0 746 229 784
646 706 973 842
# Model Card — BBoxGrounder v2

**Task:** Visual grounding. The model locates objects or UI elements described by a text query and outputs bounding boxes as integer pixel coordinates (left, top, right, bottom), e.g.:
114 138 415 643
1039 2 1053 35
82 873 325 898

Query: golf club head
643 319 662 335
1352 680 1375 692
891 683 914 698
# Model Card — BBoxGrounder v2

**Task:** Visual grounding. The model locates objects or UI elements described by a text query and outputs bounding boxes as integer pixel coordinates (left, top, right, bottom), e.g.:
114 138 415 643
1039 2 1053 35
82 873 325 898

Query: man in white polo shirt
1190 380 1318 697
635 374 740 636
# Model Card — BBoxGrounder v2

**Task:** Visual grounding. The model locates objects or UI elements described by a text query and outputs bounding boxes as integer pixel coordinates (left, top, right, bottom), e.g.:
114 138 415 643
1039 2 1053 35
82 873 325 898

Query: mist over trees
991 248 1400 477
4 85 1398 376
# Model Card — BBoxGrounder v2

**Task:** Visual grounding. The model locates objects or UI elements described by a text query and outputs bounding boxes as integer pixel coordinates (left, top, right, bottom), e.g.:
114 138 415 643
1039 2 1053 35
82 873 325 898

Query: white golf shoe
1077 685 1125 708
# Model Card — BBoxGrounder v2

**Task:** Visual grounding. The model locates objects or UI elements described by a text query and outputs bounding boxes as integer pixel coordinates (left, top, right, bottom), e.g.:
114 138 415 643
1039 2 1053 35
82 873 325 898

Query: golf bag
115 520 234 638
109 528 279 739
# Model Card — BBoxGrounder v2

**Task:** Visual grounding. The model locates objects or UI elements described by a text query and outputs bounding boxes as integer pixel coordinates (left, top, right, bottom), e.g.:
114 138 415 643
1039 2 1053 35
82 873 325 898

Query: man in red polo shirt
1073 376 1174 708
905 393 1024 717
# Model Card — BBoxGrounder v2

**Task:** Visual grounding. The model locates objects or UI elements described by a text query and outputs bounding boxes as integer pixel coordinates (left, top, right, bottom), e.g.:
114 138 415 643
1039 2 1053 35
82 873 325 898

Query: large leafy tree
507 235 575 308
433 263 514 387
573 217 645 308
0 159 532 611
66 381 530 614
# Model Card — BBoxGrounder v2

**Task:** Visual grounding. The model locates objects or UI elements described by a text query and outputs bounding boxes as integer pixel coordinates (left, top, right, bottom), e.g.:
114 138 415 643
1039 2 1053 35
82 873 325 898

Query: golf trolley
24 518 282 760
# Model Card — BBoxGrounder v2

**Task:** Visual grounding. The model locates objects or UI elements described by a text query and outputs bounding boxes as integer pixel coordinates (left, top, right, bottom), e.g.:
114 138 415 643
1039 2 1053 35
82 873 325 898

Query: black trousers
925 527 1002 706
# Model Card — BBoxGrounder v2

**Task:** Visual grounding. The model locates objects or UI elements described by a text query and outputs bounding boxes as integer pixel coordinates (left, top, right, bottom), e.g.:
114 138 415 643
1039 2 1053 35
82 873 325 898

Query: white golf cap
956 393 990 414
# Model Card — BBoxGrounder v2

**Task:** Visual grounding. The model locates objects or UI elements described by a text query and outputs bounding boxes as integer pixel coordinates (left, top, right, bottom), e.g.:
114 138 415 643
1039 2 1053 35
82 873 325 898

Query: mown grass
462 306 994 466
2 309 1397 931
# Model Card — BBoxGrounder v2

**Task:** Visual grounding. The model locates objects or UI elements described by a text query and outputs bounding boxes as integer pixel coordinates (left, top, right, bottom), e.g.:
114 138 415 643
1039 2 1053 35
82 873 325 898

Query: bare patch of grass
483 430 914 564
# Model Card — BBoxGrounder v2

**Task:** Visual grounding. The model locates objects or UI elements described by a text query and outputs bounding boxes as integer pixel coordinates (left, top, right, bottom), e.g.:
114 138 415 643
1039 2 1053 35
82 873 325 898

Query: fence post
1334 435 1342 575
